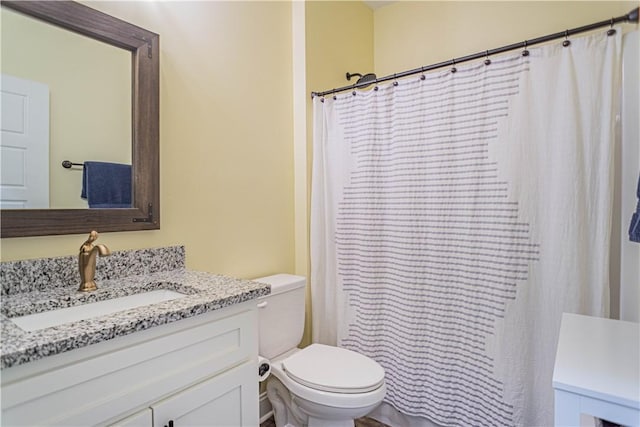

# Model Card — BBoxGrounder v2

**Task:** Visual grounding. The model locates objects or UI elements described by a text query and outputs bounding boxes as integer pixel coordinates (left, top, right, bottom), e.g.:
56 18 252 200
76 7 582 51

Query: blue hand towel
629 173 640 243
81 161 132 208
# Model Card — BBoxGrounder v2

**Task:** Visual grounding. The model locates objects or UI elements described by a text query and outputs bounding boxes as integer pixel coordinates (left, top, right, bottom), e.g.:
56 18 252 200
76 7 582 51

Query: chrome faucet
78 230 111 292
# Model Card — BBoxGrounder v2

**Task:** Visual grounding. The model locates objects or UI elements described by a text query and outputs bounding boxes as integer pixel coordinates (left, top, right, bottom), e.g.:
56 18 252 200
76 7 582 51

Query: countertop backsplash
1 246 185 296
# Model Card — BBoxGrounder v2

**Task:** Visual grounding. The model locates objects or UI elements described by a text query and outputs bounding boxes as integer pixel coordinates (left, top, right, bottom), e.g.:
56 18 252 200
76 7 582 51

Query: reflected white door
0 74 49 209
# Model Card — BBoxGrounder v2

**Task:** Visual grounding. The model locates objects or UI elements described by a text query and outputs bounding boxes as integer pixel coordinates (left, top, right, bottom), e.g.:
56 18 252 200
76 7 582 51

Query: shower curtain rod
311 7 639 98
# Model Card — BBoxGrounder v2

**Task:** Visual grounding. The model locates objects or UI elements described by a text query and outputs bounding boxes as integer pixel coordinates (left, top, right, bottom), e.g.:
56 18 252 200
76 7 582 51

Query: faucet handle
80 230 99 252
78 230 110 292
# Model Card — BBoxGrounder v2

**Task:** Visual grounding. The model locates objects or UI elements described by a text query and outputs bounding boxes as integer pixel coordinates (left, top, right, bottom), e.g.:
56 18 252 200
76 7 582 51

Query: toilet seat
270 347 387 411
282 344 385 394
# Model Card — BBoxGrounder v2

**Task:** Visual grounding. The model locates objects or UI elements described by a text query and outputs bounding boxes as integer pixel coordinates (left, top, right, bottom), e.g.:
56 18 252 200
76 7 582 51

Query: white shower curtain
311 30 621 427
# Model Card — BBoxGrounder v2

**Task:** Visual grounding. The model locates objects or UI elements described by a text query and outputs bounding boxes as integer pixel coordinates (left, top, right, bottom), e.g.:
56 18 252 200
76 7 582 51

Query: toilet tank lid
253 274 306 296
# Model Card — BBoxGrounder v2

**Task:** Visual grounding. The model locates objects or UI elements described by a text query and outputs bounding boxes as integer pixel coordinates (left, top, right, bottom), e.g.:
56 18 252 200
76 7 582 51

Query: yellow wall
1 7 130 209
374 1 636 76
1 1 295 280
306 1 374 97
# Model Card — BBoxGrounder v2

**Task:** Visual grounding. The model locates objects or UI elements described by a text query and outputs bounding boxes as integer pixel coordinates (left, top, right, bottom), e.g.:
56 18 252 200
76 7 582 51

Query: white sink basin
11 289 186 332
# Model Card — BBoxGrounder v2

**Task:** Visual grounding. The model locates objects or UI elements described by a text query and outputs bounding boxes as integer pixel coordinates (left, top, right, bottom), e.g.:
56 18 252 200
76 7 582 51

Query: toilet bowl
255 274 386 427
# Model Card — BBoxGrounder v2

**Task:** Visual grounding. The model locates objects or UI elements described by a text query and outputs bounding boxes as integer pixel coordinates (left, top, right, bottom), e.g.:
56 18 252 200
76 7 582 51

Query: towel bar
62 160 84 168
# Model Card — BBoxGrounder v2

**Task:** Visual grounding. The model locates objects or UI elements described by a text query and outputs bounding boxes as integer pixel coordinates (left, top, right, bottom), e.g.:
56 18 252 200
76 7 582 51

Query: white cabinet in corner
1 301 259 426
111 409 153 427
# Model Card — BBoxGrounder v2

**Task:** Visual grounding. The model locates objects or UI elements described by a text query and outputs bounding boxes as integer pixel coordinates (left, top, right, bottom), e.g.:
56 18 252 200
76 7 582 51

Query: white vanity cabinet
553 313 640 427
1 301 259 426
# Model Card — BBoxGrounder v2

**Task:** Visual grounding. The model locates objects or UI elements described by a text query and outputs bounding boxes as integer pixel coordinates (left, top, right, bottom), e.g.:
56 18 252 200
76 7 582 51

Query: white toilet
255 274 386 427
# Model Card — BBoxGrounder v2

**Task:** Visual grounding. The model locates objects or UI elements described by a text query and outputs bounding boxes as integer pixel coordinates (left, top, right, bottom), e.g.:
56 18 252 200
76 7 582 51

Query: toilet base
266 376 379 427
267 376 306 427
293 394 372 426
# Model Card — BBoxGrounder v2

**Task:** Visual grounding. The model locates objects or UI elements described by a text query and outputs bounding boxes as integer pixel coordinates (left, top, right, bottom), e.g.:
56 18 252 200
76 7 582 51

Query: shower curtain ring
393 73 399 86
607 17 617 36
522 40 529 56
451 59 457 73
374 78 380 91
484 50 491 66
420 67 426 80
562 30 571 47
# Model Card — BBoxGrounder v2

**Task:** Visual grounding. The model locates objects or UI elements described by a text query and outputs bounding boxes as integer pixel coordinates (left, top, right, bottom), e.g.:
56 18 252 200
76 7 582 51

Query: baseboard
259 391 273 423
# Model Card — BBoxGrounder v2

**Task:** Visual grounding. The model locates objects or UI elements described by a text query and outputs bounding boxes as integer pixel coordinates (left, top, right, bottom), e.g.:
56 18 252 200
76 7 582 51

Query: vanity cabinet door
152 360 258 427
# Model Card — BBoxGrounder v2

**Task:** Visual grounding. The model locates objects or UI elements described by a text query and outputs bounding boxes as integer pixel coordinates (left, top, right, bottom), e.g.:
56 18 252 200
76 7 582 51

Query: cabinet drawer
2 302 258 426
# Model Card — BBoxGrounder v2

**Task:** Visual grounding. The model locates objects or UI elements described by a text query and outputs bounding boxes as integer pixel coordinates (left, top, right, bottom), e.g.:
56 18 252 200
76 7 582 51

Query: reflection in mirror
0 1 159 238
0 7 131 209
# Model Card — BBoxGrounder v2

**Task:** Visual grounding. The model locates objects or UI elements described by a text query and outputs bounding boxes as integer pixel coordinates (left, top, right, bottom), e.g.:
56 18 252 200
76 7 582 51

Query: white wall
1 2 296 282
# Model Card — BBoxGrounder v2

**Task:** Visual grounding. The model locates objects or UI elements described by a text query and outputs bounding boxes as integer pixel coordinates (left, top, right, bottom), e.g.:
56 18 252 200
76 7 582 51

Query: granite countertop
0 247 270 370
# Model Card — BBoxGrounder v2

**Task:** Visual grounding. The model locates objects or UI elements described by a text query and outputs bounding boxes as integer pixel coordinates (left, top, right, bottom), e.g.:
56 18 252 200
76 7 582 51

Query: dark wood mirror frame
1 0 159 238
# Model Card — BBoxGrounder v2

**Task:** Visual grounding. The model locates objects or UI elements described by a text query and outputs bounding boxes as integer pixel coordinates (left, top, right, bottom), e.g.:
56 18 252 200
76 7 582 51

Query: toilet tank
254 274 306 359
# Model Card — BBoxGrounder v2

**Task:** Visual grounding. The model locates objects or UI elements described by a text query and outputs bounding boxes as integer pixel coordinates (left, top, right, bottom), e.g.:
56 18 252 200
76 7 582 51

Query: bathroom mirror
0 1 159 238
1 6 132 210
